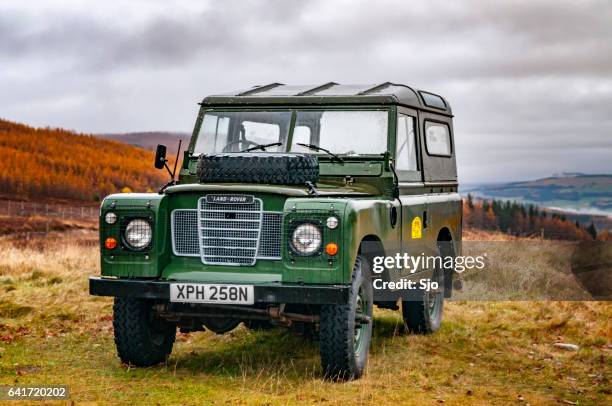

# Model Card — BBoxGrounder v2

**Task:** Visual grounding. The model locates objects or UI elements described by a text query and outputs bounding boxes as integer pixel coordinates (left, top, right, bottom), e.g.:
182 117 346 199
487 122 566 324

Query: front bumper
89 277 349 305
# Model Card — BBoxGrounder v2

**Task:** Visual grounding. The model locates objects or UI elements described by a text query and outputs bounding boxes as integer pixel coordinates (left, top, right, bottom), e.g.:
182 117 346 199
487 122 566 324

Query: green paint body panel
100 193 170 278
97 84 462 302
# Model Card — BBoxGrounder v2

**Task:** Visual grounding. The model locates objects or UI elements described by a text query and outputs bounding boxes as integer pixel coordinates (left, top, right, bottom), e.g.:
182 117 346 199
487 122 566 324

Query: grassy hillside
0 119 169 201
0 232 609 405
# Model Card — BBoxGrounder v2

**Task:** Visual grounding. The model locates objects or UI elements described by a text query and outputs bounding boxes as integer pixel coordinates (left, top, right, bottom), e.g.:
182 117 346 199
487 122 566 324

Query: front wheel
113 297 176 366
319 255 373 380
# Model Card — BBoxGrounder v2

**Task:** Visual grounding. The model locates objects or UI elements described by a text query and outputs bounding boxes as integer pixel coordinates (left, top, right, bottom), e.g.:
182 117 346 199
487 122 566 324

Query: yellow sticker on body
411 216 422 239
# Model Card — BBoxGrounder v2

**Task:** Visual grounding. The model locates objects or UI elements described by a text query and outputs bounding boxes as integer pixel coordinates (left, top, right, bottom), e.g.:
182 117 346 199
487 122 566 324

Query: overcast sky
1 0 611 183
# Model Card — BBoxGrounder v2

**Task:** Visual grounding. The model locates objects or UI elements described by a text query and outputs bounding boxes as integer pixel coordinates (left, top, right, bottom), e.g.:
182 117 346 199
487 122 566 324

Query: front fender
280 198 348 284
99 193 170 278
343 199 399 282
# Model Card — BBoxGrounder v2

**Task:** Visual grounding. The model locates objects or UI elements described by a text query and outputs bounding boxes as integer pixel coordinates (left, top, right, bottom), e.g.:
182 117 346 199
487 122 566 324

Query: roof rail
357 82 393 95
296 82 339 96
237 82 284 96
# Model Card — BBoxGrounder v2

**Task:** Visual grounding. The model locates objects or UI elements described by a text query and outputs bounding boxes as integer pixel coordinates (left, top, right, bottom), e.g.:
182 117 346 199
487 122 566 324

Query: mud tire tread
197 153 319 185
113 297 175 366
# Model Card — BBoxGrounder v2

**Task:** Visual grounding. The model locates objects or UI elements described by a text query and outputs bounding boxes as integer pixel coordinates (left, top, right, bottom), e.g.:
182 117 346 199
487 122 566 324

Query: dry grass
457 239 595 301
0 214 97 236
463 228 526 241
0 233 610 405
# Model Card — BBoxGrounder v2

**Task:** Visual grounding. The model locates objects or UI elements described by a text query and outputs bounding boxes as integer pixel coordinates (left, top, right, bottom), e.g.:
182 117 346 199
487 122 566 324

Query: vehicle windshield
194 111 292 154
192 110 388 155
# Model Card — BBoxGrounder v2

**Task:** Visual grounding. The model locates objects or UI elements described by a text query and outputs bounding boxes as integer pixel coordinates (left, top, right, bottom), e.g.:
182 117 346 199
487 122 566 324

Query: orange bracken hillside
0 118 170 201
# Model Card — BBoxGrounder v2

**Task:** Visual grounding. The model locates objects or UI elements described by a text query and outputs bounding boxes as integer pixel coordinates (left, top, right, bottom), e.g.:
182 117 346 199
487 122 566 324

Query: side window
396 114 418 171
424 121 451 156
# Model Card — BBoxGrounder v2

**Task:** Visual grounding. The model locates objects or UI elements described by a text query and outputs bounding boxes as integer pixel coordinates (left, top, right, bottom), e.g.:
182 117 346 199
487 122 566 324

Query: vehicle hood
163 181 378 197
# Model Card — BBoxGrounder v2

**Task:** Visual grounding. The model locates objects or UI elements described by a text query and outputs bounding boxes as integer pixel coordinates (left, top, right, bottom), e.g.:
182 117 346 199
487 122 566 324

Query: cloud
0 0 611 182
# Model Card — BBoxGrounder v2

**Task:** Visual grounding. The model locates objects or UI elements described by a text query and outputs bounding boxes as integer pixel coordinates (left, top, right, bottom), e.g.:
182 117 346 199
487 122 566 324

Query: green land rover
90 82 462 380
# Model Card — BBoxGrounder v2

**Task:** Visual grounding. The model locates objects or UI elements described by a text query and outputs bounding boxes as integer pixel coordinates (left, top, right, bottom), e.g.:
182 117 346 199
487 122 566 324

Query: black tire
291 321 318 341
202 318 241 334
113 297 176 367
319 255 373 380
197 153 319 185
243 319 275 331
402 265 444 334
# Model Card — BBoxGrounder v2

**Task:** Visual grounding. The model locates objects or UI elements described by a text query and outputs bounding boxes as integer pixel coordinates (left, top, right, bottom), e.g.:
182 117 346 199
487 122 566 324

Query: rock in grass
553 343 580 351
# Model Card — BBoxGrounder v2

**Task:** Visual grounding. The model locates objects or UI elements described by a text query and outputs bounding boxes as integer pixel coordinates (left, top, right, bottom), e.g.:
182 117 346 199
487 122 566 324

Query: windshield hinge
305 181 319 196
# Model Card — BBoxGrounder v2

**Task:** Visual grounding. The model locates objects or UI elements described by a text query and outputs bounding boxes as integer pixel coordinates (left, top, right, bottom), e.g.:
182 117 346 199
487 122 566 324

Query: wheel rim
427 291 438 316
428 270 443 317
354 286 367 356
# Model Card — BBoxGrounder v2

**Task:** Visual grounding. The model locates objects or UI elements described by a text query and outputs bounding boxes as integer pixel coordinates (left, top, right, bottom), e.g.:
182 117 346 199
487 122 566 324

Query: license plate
170 283 254 305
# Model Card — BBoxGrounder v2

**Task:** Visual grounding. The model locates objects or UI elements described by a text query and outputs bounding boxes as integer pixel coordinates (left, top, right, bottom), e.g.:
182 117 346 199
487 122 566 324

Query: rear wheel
319 255 373 380
113 297 176 366
402 265 444 334
202 318 241 334
243 319 275 331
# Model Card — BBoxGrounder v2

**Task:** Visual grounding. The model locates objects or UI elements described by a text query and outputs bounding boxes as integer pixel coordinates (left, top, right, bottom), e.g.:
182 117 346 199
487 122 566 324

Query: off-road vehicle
90 82 461 380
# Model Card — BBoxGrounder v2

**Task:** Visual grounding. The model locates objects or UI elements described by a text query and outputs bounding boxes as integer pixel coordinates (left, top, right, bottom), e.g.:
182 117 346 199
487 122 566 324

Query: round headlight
105 212 117 224
326 216 339 229
124 219 152 250
291 223 322 255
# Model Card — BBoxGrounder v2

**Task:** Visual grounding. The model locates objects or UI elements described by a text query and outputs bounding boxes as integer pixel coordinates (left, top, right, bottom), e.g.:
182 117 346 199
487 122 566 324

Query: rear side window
419 91 447 109
424 121 452 156
396 114 418 171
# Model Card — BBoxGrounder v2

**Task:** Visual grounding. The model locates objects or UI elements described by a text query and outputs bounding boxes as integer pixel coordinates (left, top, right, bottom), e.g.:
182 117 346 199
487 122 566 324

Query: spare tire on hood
197 152 319 185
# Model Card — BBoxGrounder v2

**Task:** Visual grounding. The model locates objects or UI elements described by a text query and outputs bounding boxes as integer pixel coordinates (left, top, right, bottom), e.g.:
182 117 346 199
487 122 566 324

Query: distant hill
99 131 191 152
0 119 170 201
464 174 612 216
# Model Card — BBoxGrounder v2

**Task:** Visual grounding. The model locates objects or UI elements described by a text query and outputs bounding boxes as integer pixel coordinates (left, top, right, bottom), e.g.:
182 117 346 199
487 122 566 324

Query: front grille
171 197 283 265
199 197 262 266
171 210 199 256
259 212 283 258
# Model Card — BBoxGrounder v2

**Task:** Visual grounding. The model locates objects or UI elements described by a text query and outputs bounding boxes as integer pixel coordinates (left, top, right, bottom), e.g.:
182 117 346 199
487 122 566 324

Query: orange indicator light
325 242 339 256
105 237 117 250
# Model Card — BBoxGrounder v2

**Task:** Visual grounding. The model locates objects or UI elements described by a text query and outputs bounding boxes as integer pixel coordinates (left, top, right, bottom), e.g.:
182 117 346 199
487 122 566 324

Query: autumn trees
0 119 168 201
464 194 597 240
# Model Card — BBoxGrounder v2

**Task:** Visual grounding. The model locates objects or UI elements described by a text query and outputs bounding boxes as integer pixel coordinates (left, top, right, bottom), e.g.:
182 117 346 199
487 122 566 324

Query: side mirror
154 144 167 169
156 140 182 194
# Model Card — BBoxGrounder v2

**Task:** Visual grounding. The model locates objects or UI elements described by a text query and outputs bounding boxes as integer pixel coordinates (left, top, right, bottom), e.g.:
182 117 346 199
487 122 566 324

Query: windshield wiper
296 143 344 163
240 142 282 153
